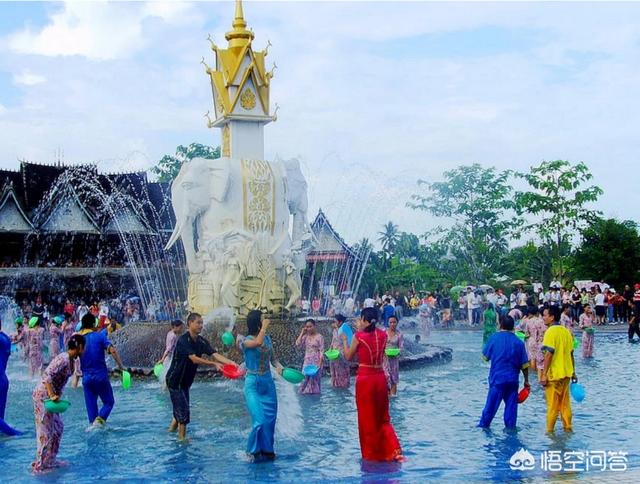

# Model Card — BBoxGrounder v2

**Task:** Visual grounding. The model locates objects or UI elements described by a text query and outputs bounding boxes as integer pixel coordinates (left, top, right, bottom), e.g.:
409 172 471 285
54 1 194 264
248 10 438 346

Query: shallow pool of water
2 331 638 482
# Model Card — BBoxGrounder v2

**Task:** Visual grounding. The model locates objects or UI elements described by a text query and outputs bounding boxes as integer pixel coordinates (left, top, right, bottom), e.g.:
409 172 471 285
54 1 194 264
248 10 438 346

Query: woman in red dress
342 307 403 462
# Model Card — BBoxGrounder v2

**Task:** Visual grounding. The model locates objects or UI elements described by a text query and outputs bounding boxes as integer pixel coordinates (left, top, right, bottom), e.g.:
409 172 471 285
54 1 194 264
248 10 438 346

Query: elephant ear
208 158 231 202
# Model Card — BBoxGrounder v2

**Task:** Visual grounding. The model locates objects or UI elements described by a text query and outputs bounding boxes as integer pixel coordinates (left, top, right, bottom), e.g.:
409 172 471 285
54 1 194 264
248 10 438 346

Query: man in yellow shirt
541 305 578 433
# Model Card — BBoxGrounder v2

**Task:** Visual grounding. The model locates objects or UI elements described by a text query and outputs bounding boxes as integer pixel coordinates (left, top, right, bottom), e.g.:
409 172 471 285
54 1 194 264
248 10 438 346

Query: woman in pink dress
329 315 350 388
48 317 63 359
295 319 324 394
383 316 403 396
12 318 28 361
579 304 595 358
26 317 45 377
32 334 85 473
61 313 75 348
527 307 546 379
521 312 535 365
560 305 574 331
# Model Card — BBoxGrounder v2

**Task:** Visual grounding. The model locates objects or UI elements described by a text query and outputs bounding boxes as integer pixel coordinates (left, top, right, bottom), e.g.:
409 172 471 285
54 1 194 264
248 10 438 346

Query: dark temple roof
0 161 173 234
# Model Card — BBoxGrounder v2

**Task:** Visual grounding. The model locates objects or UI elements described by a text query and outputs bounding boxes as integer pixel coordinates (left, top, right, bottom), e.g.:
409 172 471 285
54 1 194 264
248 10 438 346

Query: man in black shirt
166 312 237 440
622 284 634 323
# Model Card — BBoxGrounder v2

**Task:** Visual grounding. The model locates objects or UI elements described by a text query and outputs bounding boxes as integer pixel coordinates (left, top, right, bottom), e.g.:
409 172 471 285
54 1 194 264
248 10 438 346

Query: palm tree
378 221 400 266
354 237 373 256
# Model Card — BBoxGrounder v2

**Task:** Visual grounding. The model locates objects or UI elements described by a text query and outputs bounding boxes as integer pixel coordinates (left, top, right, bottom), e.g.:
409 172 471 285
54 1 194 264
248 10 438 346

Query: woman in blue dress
241 310 284 460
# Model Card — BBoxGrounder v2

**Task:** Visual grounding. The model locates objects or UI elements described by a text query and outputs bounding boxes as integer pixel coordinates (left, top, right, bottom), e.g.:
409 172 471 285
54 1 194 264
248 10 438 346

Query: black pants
622 304 632 322
629 322 640 341
169 386 191 424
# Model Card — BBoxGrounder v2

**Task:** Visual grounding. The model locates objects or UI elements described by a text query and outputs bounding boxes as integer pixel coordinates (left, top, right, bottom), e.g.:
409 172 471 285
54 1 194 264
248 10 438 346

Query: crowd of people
1 278 638 475
12 293 182 328
478 305 578 434
0 306 405 473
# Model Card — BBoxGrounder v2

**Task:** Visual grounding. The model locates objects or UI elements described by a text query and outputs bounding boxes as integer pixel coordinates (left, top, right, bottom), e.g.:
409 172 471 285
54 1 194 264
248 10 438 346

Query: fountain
110 0 452 371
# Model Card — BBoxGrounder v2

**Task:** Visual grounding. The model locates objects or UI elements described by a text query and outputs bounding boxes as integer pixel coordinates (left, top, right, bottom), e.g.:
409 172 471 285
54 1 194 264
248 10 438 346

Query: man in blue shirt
0 317 21 436
478 315 530 429
382 298 395 327
79 313 124 426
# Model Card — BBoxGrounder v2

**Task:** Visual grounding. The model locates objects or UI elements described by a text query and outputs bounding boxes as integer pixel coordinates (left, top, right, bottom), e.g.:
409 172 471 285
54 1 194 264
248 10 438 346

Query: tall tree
394 232 422 262
152 143 221 182
504 241 555 286
353 237 373 257
572 218 640 288
408 163 518 282
377 221 400 267
514 160 603 282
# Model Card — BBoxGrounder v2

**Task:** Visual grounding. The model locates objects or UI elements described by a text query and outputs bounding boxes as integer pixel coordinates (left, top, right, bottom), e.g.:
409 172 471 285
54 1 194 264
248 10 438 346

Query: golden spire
225 0 254 48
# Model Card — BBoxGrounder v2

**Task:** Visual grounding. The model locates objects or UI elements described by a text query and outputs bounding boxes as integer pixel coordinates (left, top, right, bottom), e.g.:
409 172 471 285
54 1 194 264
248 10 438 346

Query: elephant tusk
165 219 185 250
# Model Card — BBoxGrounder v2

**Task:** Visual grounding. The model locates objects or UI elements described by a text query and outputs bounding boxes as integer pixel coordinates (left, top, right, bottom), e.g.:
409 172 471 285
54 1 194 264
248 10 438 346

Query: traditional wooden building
0 161 184 303
304 209 368 299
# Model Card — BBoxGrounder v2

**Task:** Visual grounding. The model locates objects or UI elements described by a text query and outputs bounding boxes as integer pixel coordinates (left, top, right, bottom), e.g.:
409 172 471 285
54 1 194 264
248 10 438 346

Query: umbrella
479 284 494 291
450 285 465 293
510 280 528 286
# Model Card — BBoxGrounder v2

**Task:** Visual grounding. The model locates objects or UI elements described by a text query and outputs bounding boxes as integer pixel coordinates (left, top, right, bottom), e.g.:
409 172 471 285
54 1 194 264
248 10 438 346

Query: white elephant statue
165 156 311 314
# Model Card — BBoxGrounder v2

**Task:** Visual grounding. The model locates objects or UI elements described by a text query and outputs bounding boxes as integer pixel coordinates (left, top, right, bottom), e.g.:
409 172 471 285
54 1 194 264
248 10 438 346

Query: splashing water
274 372 303 441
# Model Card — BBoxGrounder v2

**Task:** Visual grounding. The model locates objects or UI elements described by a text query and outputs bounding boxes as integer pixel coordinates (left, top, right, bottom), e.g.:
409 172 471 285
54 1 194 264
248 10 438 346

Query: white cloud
7 1 197 61
0 103 6 115
1 1 640 242
143 1 197 25
13 71 46 86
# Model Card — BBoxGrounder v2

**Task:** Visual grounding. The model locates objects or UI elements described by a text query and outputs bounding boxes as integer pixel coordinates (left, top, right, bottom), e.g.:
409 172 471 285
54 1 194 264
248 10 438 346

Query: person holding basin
295 319 324 395
241 310 284 460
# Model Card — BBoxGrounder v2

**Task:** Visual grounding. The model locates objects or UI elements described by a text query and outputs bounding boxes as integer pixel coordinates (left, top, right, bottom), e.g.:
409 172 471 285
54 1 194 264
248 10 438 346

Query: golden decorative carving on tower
205 0 274 128
222 125 230 156
240 88 257 110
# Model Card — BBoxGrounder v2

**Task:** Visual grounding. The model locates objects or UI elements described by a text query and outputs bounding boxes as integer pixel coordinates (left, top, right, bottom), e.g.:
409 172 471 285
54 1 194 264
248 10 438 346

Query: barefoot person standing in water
78 313 125 427
165 313 237 440
477 315 530 429
31 334 85 473
541 305 578 433
343 307 403 462
241 310 284 459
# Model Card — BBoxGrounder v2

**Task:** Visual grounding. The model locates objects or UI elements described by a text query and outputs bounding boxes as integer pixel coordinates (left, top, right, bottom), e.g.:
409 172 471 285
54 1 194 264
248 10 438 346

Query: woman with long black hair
241 310 284 459
343 307 403 462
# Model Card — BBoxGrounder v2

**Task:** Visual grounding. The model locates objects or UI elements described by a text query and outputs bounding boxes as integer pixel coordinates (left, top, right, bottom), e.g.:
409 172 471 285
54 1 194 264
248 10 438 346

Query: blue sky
1 1 639 245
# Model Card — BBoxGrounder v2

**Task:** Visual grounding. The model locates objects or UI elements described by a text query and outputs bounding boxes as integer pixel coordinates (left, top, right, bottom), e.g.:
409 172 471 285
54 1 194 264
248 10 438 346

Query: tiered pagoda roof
0 161 172 235
308 209 361 262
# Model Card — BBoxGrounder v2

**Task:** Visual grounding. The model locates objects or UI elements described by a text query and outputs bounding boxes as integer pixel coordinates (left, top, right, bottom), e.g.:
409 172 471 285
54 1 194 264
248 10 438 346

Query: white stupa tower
166 0 311 316
205 0 276 160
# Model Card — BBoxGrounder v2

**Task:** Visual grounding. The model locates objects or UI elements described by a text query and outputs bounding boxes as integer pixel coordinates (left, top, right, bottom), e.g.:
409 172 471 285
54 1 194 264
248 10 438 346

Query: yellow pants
545 377 573 433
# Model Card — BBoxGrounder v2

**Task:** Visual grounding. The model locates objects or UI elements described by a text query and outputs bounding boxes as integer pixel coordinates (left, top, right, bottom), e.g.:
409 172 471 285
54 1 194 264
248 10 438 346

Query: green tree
514 160 603 283
504 241 555 285
572 218 640 288
377 221 400 267
408 163 518 282
394 232 421 262
353 237 373 257
152 143 221 182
